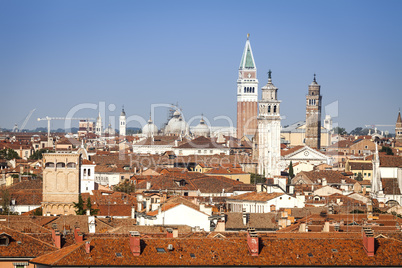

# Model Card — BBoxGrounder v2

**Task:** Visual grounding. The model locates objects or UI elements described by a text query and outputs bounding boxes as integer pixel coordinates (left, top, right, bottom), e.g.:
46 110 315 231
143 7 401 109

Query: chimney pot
85 241 91 254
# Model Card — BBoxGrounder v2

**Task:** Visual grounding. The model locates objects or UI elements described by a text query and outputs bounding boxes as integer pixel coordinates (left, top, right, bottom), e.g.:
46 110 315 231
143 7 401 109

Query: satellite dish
384 130 389 136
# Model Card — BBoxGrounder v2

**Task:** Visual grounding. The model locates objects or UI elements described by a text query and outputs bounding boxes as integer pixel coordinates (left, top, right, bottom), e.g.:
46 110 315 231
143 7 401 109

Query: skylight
115 252 122 257
156 248 166 253
190 253 196 258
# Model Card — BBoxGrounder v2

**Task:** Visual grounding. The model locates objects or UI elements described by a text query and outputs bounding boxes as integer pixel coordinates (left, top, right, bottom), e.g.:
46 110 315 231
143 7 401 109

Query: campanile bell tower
237 34 258 139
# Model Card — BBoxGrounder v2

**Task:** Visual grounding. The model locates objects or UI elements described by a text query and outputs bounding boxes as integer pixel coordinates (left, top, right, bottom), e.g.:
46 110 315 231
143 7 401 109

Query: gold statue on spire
247 33 250 40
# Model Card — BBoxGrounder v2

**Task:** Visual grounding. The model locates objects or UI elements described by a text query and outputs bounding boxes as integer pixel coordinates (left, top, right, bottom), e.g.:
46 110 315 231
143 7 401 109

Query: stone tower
42 153 80 215
119 107 126 137
305 74 322 149
257 70 282 177
95 112 102 136
396 111 402 143
237 34 258 139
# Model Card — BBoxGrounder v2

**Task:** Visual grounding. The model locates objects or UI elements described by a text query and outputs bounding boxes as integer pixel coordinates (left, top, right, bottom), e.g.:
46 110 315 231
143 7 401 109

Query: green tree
33 207 43 216
349 127 363 136
113 180 135 193
250 173 266 184
29 149 49 160
73 194 85 215
288 161 295 183
0 149 21 160
333 127 347 135
0 188 10 215
380 146 394 155
86 197 99 215
355 172 363 181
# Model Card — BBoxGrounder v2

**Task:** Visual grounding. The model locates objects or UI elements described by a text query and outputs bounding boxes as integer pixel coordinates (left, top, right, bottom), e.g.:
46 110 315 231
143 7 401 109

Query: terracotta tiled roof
225 212 278 230
379 155 402 167
281 145 304 156
381 178 401 195
295 170 356 185
227 192 284 202
348 162 373 170
0 225 57 258
175 136 226 149
30 234 402 266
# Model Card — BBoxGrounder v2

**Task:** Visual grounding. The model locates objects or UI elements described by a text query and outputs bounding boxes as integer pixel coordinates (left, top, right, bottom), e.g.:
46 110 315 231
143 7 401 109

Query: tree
250 173 266 184
355 172 363 181
380 146 394 155
0 188 10 215
73 194 85 215
349 127 363 136
86 197 99 216
113 180 135 194
33 207 43 216
0 149 21 160
288 161 295 184
333 127 347 135
29 149 49 160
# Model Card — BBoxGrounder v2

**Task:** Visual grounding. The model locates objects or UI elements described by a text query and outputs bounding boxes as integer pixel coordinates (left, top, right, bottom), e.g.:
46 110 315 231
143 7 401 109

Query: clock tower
257 70 282 177
237 34 258 139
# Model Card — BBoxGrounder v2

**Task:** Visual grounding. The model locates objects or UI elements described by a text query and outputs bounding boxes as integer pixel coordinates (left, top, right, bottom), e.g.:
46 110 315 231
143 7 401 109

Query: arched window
268 106 271 113
274 106 277 113
244 87 246 93
45 162 54 168
56 162 65 168
67 162 76 168
88 169 91 176
252 87 254 93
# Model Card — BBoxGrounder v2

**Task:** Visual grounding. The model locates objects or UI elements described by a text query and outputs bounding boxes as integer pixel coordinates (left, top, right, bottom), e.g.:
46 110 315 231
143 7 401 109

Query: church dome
193 118 210 137
165 110 189 136
104 123 115 135
142 118 158 137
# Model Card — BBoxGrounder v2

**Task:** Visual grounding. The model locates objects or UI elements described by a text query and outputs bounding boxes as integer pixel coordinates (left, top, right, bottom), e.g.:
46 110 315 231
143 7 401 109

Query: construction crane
37 116 95 144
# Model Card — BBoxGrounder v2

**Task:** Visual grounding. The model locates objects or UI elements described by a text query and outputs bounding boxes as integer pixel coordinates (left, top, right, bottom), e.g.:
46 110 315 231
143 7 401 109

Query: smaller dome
142 118 158 137
193 118 210 137
104 123 115 135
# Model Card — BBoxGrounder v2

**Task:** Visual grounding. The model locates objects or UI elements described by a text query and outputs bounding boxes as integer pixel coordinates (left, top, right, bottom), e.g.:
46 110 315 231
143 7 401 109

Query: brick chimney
85 241 91 254
247 228 259 256
54 230 62 249
363 228 375 256
129 231 141 256
166 228 173 238
74 227 83 243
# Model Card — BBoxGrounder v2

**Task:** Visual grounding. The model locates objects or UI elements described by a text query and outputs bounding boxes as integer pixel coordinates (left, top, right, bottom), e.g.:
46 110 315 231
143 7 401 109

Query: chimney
299 223 307 233
215 219 226 232
85 241 91 254
137 202 142 211
166 228 173 238
54 231 62 249
74 227 83 243
86 209 90 216
322 178 327 186
131 206 136 219
247 228 259 256
173 229 178 238
130 231 141 256
363 228 375 256
242 213 248 226
175 140 178 147
146 181 151 190
322 221 330 232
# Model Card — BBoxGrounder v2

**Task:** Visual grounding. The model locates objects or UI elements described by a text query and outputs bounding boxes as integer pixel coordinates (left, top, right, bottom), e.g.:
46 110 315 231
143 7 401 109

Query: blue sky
1 0 401 133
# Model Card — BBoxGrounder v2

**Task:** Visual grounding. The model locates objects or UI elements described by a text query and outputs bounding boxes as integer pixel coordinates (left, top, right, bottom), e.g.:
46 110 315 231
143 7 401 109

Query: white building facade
257 71 282 177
